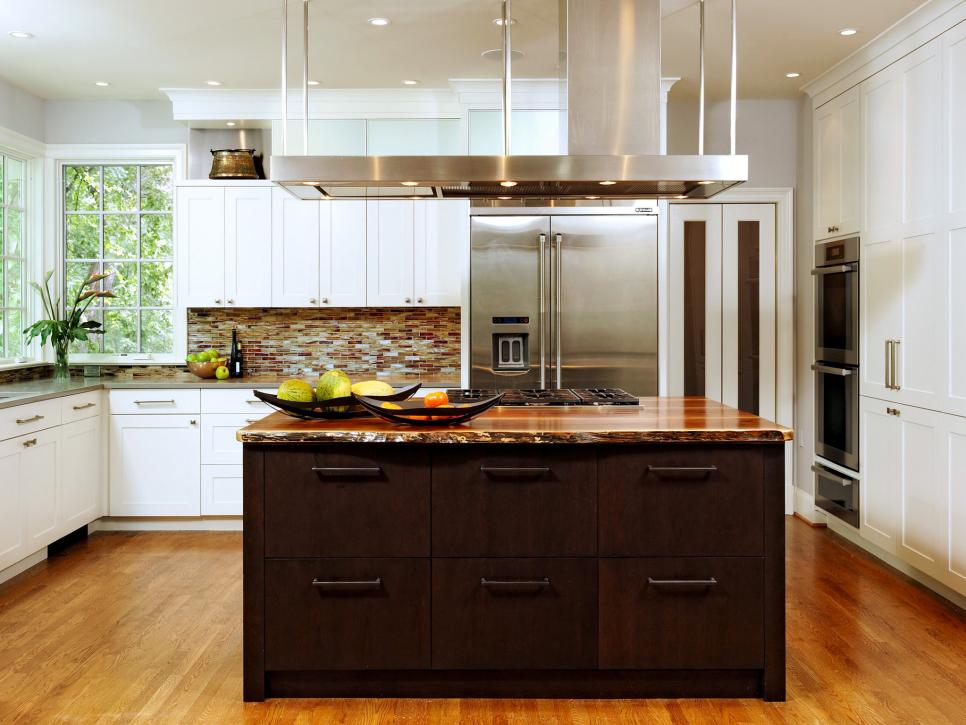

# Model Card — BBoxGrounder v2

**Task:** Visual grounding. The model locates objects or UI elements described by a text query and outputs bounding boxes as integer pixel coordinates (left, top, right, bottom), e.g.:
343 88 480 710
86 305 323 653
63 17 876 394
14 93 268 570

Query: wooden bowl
354 393 504 426
186 359 227 379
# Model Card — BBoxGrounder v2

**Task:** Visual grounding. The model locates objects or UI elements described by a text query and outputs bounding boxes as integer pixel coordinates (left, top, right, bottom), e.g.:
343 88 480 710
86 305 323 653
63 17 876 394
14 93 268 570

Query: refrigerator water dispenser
493 334 529 370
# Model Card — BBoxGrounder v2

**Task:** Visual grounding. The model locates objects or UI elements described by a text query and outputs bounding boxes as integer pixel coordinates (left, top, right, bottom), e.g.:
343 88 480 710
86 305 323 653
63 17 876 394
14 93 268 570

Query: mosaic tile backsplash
187 307 461 379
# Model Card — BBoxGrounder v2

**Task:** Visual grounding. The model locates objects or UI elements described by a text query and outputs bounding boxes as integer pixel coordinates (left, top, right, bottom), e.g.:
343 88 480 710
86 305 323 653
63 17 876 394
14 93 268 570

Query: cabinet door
861 237 901 398
945 413 966 596
814 86 861 241
320 200 367 307
366 201 414 306
59 417 101 535
177 186 226 307
225 187 272 307
201 465 242 515
23 427 61 551
0 437 26 571
200 413 249 466
109 415 200 516
413 200 467 306
271 188 320 307
860 397 901 553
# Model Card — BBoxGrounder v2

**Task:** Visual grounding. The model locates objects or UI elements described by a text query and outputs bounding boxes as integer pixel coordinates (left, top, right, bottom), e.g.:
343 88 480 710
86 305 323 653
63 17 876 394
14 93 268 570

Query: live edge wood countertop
237 396 793 445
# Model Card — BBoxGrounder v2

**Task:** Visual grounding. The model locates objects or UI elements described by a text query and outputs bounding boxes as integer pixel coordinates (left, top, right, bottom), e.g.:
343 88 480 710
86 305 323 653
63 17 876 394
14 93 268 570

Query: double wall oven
812 237 860 525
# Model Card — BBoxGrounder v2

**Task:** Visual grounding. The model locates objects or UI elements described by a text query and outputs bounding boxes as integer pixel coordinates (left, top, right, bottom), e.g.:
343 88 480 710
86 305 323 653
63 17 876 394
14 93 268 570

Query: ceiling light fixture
226 121 237 127
402 79 420 85
785 72 801 78
481 48 525 62
839 28 857 36
599 180 617 186
206 80 223 86
500 181 517 187
307 80 320 86
8 31 33 39
368 17 390 26
94 81 110 87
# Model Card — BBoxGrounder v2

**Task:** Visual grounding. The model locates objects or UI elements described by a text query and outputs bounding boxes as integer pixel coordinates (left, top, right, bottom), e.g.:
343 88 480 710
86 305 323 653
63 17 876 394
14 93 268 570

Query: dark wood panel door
263 446 429 557
599 557 764 669
265 558 430 670
432 447 596 556
598 445 763 556
432 558 597 670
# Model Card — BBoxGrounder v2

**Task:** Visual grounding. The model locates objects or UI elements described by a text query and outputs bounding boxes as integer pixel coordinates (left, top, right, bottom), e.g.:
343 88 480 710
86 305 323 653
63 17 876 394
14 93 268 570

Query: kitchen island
239 397 792 702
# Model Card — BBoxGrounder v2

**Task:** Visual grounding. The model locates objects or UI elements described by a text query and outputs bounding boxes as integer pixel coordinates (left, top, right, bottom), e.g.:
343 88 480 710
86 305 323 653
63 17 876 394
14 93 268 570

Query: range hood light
697 180 715 185
498 196 513 200
585 195 600 200
400 181 420 186
599 180 617 186
500 181 517 187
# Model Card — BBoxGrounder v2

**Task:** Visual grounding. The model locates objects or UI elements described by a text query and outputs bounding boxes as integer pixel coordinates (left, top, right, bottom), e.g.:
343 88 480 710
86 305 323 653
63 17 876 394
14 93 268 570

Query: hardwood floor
0 521 963 723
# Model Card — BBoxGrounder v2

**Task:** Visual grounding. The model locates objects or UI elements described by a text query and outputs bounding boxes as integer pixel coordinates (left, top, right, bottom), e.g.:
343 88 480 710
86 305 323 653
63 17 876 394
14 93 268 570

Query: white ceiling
0 0 926 101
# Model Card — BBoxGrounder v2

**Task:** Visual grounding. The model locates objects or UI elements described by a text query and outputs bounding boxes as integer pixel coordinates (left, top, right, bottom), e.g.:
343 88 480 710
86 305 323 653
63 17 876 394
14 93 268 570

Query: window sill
69 356 184 366
0 360 48 373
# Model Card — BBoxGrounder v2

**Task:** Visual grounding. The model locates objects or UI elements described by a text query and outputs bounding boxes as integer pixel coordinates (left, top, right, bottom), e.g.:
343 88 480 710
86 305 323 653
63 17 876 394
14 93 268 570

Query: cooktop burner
446 388 639 407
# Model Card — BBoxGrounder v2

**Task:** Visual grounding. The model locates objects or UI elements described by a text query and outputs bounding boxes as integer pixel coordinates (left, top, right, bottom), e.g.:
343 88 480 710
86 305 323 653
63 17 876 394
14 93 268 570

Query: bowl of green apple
186 349 229 379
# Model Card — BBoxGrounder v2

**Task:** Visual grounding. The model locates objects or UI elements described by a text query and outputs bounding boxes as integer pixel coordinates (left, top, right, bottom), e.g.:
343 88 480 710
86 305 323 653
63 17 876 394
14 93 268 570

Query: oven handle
811 263 857 275
811 363 853 376
811 464 854 487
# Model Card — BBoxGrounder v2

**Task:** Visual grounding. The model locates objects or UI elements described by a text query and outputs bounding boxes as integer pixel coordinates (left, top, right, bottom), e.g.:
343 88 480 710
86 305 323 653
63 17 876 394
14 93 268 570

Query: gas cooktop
446 388 640 407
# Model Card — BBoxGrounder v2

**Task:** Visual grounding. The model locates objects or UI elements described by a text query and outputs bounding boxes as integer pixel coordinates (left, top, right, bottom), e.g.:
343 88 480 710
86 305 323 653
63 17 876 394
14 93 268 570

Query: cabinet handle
416 297 424 304
15 414 44 424
309 298 317 304
811 464 853 487
312 578 382 592
22 438 38 448
885 340 893 389
244 418 259 424
134 399 175 405
214 299 222 304
404 297 412 304
245 399 261 404
72 402 96 410
646 465 717 475
311 466 383 477
886 407 901 417
227 298 234 304
811 364 852 376
481 577 551 590
647 577 718 590
321 297 329 304
891 339 901 391
480 466 550 478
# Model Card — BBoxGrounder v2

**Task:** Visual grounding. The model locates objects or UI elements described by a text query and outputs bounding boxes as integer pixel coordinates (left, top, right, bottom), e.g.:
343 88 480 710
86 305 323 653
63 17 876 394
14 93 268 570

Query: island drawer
265 558 430 671
431 447 596 556
598 446 763 556
431 558 597 670
599 557 764 670
264 447 430 557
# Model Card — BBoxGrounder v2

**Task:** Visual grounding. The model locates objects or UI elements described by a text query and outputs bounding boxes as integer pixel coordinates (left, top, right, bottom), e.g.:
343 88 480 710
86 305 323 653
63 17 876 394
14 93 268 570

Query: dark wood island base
241 398 791 702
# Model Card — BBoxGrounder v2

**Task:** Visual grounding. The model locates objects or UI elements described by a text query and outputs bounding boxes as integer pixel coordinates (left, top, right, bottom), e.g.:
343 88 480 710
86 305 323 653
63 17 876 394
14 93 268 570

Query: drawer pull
72 402 96 410
480 466 550 478
16 414 44 424
811 465 853 487
312 578 382 592
480 577 551 590
646 465 717 476
245 399 262 404
22 438 38 448
133 399 176 405
244 418 259 424
311 466 383 477
647 577 718 590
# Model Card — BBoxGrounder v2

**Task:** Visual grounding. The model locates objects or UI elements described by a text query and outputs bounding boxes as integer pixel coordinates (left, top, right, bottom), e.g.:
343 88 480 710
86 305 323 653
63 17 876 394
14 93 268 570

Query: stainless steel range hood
271 0 747 201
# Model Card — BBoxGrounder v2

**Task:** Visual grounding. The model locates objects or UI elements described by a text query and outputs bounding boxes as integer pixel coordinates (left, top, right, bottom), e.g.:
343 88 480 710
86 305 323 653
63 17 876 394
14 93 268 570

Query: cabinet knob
404 297 412 304
309 298 317 304
214 299 222 304
227 298 234 304
189 419 197 426
22 438 38 448
321 297 329 304
416 297 424 304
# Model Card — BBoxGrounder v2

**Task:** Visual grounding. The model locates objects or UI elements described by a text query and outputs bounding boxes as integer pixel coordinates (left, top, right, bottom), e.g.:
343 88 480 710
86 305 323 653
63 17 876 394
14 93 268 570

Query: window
1 154 26 361
63 164 174 355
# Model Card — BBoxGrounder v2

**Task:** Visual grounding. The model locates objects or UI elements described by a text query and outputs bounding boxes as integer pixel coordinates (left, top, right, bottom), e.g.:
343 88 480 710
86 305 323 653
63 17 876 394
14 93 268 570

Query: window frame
52 145 186 364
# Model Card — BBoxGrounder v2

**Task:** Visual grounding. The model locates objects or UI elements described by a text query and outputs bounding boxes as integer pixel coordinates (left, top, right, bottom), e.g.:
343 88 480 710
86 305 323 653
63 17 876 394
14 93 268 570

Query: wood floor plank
0 522 963 723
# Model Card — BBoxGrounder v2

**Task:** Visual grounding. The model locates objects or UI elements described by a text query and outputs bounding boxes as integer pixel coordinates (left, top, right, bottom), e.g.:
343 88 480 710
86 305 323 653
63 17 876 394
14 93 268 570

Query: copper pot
209 149 258 179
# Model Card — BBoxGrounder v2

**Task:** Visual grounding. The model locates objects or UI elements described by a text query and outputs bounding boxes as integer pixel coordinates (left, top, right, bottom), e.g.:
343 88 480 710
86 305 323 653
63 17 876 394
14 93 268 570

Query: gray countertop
0 374 461 409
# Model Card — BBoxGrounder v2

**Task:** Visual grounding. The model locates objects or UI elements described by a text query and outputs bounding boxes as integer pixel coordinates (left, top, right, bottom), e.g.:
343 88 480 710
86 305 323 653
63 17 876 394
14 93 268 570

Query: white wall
794 95 815 500
667 97 800 188
0 77 45 142
44 100 187 145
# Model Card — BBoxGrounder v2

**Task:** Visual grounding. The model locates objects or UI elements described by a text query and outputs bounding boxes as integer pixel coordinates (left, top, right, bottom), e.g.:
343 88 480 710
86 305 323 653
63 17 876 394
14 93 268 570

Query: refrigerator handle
538 233 547 389
554 233 563 388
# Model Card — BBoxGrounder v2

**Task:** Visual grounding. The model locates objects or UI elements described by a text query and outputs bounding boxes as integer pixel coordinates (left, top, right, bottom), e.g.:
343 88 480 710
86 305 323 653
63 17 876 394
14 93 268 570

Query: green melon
316 370 352 410
277 379 315 402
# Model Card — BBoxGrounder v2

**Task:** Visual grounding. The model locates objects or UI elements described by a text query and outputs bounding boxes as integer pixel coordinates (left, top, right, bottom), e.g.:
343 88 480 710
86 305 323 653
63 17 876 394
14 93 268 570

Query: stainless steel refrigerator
470 209 658 395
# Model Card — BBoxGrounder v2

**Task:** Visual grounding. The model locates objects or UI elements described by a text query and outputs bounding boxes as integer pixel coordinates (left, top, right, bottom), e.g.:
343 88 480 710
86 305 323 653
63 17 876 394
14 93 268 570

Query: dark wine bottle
229 328 243 378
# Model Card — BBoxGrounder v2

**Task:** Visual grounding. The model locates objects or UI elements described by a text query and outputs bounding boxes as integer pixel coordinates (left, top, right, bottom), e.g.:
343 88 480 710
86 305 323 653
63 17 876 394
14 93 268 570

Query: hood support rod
502 0 513 156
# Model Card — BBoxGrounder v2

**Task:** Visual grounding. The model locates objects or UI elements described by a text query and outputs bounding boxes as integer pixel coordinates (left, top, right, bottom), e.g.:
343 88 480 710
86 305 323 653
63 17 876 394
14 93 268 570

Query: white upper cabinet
367 201 415 306
413 200 468 306
320 200 367 307
271 188 321 306
225 187 272 307
178 186 226 307
814 86 862 241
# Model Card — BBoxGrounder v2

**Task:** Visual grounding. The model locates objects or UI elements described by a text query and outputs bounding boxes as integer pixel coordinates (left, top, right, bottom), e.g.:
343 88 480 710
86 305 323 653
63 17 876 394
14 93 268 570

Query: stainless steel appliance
447 388 640 407
812 462 859 528
469 207 658 396
813 237 860 472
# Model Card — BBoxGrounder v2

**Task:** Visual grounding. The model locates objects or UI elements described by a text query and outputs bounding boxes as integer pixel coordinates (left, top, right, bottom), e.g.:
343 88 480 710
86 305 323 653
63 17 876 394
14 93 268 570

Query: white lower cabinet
0 435 27 571
109 414 201 516
60 417 102 533
201 465 243 516
23 428 61 551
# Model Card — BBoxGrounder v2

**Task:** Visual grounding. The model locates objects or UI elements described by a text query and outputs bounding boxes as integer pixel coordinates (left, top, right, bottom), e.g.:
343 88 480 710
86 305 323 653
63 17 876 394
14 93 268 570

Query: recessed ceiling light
402 79 420 85
481 48 525 62
94 81 110 87
785 72 801 78
492 17 517 26
368 17 390 26
8 31 33 39
839 28 857 36
401 181 419 186
226 121 236 127
599 180 617 186
500 181 517 187
307 79 320 86
206 80 223 86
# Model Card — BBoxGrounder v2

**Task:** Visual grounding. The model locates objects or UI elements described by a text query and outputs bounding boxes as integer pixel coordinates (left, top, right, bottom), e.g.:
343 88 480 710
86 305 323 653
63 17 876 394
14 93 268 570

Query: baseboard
784 483 794 516
794 511 826 528
826 518 966 611
90 517 243 532
0 548 47 586
793 488 827 525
